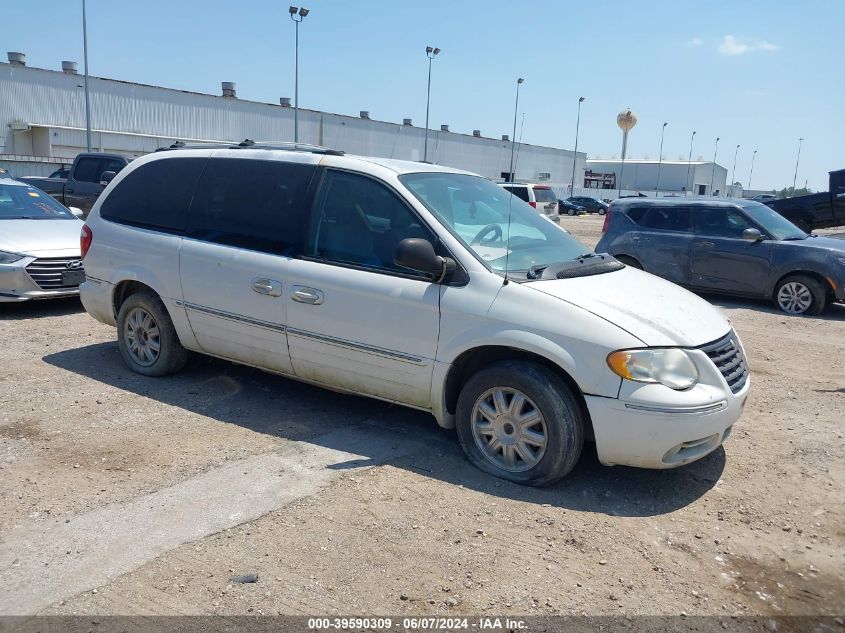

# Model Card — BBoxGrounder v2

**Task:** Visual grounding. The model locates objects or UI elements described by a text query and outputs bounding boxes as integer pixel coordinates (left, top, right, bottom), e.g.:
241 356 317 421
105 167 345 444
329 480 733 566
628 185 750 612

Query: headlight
0 250 24 264
607 348 699 390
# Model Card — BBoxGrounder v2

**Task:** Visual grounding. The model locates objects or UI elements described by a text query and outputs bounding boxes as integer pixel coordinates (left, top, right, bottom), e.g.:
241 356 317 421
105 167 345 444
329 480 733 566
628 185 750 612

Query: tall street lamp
570 96 585 197
508 78 524 182
423 46 440 163
792 137 804 192
655 122 667 196
289 6 310 144
710 137 720 196
686 130 696 196
748 149 758 191
81 0 92 152
730 144 740 197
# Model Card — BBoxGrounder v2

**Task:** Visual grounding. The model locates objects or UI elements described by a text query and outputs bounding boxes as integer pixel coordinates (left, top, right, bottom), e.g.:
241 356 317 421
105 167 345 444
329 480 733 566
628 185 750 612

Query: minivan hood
0 219 83 256
531 267 730 347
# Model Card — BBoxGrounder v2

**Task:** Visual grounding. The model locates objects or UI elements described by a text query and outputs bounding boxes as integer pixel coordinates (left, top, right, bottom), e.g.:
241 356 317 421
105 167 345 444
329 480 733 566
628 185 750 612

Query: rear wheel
598 208 607 215
568 208 576 216
774 275 826 316
117 291 188 376
615 255 643 270
456 361 584 486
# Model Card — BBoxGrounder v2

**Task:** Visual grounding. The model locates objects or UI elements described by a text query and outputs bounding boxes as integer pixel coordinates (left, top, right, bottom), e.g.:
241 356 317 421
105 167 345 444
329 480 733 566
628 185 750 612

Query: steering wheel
471 223 503 244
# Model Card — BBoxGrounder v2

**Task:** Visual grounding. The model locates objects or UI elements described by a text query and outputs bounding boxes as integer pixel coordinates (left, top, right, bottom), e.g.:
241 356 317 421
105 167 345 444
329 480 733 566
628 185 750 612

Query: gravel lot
1 215 843 617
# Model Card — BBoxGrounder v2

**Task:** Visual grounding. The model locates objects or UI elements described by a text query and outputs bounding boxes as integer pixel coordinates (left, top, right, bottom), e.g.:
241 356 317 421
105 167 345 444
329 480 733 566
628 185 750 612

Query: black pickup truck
19 153 130 218
766 169 845 232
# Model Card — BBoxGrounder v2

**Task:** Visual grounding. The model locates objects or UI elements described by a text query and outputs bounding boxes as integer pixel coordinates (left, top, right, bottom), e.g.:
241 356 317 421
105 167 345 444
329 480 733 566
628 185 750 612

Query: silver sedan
0 180 86 302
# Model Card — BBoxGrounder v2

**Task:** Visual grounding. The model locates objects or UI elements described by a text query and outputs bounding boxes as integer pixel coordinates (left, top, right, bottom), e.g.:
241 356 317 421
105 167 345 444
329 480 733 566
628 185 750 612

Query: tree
777 185 813 198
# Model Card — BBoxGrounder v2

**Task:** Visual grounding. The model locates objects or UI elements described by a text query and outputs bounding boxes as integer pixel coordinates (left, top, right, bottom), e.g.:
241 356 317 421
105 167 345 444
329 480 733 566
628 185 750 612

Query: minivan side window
695 206 753 238
100 157 206 232
187 158 316 256
628 206 692 232
306 170 435 273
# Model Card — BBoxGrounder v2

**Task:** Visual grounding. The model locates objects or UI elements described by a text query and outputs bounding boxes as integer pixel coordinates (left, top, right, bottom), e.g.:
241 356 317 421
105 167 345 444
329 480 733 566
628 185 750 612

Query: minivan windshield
400 173 592 277
742 202 807 240
0 184 76 220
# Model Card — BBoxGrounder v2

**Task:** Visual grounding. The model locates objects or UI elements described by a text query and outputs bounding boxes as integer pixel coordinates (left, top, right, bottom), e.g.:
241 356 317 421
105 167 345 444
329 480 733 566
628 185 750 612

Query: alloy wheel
470 387 547 473
777 282 813 314
123 307 161 366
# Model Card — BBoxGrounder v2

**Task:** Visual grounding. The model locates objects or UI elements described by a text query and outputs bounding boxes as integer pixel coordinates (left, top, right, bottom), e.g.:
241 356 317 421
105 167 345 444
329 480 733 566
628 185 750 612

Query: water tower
616 108 637 194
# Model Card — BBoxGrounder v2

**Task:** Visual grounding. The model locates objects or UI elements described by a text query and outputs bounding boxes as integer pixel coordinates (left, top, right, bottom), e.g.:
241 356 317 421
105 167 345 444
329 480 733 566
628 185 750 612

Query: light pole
686 130 696 196
748 149 757 191
507 78 524 182
730 144 740 197
655 122 667 196
289 6 310 144
570 96 585 197
423 46 440 163
82 0 92 152
710 137 720 196
792 137 804 193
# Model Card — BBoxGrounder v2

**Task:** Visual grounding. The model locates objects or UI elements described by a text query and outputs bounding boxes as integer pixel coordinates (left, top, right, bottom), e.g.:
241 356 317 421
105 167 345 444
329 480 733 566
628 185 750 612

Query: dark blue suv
596 198 845 315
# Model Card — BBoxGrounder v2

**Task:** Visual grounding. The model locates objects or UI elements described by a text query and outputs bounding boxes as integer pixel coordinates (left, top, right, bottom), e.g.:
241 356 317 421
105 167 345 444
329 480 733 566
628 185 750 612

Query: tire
455 360 585 486
598 208 607 215
773 274 826 316
615 255 643 270
568 209 576 216
116 291 189 376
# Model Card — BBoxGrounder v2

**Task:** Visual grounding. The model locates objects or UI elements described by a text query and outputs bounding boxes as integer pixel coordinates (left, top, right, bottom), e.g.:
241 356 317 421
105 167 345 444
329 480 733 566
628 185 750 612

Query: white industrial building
583 158 732 197
1 53 584 185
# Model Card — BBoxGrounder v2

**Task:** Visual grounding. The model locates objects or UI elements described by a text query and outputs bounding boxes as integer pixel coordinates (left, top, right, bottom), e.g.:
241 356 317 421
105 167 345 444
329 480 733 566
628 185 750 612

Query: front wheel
456 361 585 486
774 275 825 315
598 208 607 215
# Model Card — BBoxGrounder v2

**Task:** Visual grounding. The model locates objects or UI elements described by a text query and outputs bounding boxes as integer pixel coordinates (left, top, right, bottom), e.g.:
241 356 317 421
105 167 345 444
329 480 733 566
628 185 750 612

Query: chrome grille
25 257 85 290
700 331 748 394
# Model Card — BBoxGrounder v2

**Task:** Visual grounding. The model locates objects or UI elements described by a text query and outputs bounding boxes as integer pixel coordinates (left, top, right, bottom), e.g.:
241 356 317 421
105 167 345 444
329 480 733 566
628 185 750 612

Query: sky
2 0 843 192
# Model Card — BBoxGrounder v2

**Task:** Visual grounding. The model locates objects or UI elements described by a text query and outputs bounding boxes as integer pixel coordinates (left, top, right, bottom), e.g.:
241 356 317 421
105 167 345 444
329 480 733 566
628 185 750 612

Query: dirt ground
1 215 843 618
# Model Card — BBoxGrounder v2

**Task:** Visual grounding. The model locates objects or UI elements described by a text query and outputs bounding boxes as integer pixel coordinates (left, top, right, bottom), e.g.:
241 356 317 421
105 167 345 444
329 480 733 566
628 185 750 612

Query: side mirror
99 171 117 187
68 206 83 218
742 228 763 242
395 238 453 281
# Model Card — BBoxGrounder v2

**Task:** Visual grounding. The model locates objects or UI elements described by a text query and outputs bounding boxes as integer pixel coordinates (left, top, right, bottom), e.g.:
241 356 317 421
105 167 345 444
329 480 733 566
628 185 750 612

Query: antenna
503 113 526 286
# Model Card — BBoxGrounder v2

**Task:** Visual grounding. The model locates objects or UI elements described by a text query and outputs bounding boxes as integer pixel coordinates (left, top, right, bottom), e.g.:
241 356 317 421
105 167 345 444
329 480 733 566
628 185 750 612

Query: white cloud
688 37 703 47
718 35 779 55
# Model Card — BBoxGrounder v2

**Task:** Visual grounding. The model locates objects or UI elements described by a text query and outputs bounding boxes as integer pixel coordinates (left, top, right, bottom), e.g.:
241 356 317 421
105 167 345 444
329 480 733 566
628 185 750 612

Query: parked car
567 196 609 215
19 153 131 218
765 169 844 232
749 194 777 203
80 144 748 485
0 179 86 302
558 199 586 216
499 182 559 220
596 198 845 315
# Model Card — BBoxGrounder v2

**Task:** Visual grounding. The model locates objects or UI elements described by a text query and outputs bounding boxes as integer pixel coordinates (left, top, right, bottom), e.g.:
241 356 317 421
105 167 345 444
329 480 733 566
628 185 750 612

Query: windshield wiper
527 264 547 279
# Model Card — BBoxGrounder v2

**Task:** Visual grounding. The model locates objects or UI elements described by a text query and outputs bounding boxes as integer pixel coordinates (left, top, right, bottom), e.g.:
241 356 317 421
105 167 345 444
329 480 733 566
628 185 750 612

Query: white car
79 145 749 485
499 182 560 220
0 179 86 302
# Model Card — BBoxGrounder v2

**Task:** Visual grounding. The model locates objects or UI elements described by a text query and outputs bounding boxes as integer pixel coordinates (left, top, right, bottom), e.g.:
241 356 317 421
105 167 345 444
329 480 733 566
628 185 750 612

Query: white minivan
79 144 749 485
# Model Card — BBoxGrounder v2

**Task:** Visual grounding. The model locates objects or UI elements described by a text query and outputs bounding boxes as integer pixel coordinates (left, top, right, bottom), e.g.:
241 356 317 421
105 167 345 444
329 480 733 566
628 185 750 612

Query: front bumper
0 258 81 302
585 340 750 469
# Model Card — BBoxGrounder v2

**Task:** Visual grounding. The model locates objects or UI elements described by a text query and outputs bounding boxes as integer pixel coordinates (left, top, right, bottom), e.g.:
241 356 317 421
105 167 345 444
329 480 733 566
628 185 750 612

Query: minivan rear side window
504 186 530 203
100 157 206 232
187 158 316 256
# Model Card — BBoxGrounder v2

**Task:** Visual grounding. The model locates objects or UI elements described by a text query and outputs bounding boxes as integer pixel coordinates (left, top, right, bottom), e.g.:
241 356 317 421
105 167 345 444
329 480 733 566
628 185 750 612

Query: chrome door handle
697 241 714 248
291 286 324 305
251 278 282 297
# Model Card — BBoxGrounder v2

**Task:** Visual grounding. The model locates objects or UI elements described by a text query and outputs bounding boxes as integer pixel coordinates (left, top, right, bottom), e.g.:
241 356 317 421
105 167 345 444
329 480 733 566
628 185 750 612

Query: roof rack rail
155 139 344 156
